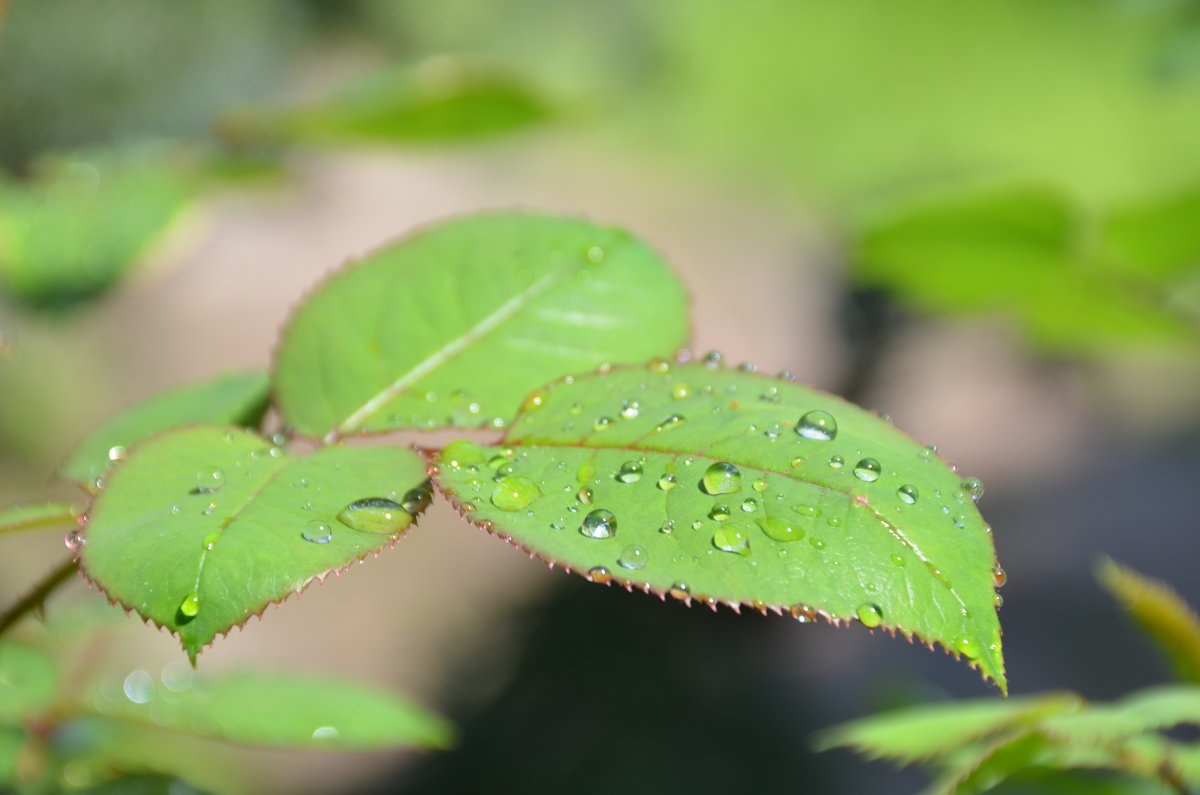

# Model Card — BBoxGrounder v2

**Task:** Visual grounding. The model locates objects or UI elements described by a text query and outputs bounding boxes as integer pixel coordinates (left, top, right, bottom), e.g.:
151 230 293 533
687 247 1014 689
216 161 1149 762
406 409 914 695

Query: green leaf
61 371 271 487
91 670 453 750
816 694 1079 764
1103 185 1200 279
255 59 549 144
274 212 688 440
0 727 24 785
0 502 80 535
0 641 59 723
79 426 430 660
1040 686 1200 745
0 147 196 311
855 186 1198 353
1097 559 1200 684
431 361 1008 690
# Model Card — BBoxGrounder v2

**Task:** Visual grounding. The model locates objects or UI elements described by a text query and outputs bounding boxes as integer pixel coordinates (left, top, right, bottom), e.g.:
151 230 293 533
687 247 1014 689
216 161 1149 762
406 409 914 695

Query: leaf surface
1098 558 1200 684
79 426 429 660
0 641 58 723
274 212 688 440
92 670 453 750
432 362 1007 689
61 371 271 486
0 502 79 535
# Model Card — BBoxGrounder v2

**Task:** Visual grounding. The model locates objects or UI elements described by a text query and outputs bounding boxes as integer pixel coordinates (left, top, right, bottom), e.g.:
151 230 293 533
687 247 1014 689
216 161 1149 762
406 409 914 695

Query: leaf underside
0 502 79 535
79 426 430 660
431 361 1006 690
273 212 689 440
1097 558 1200 684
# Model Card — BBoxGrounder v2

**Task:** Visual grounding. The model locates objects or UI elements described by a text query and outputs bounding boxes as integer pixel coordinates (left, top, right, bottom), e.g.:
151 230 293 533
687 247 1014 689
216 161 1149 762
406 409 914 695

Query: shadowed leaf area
1098 559 1200 685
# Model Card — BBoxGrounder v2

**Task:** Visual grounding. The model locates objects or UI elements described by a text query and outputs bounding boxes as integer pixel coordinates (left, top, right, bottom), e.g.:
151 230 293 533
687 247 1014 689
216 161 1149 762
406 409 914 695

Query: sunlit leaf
1103 186 1200 279
274 212 688 440
79 426 430 660
0 147 195 310
0 641 58 722
60 371 270 487
1097 559 1200 684
1039 686 1200 745
91 670 452 750
0 502 80 535
432 361 1007 689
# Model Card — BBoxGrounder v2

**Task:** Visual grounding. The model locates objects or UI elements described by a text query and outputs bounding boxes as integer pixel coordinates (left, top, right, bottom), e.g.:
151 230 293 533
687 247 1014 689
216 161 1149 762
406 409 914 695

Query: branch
0 556 80 637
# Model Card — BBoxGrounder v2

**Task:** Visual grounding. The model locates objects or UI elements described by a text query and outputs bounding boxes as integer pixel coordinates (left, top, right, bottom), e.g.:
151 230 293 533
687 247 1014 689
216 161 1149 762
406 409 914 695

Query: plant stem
0 556 80 637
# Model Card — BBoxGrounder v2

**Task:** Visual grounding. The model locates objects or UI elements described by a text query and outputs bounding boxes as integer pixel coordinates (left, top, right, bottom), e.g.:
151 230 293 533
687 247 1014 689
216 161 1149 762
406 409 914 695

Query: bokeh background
2 1 1200 792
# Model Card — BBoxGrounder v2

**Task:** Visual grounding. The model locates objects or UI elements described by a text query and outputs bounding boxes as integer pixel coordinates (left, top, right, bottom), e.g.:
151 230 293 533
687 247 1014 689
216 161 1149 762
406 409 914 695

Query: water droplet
202 533 219 551
955 637 980 659
701 462 742 495
856 603 883 628
809 537 826 550
568 402 583 415
107 445 127 463
400 484 432 515
616 461 643 483
756 517 803 542
712 525 751 555
194 468 226 494
487 454 510 470
827 517 842 527
750 480 768 495
994 593 1005 608
759 386 780 403
921 444 939 460
891 554 905 566
853 458 881 482
708 504 731 521
669 582 690 600
577 486 594 505
522 391 547 411
738 361 757 373
302 520 333 543
656 413 686 431
588 566 612 584
671 383 691 401
619 400 640 419
585 245 606 264
795 410 838 441
202 502 216 516
491 476 543 512
702 351 723 368
992 565 1007 588
828 455 844 469
897 484 919 504
593 417 613 432
659 520 675 535
576 462 594 485
789 456 805 468
179 593 201 618
580 509 617 539
961 477 985 501
657 473 677 491
741 498 758 512
648 358 671 373
618 545 648 570
791 504 821 517
336 498 409 534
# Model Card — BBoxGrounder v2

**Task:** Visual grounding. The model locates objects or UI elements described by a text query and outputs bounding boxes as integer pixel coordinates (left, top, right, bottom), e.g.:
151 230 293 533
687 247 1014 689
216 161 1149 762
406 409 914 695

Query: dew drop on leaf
657 472 677 491
179 592 201 618
992 565 1007 588
828 455 844 469
579 509 617 539
593 417 613 432
671 383 690 401
618 544 648 570
399 484 432 515
708 504 731 521
856 603 883 627
490 476 543 512
752 478 768 493
522 390 547 411
755 517 803 542
107 445 127 463
853 458 881 482
712 525 751 556
577 486 594 504
659 520 675 535
194 468 226 494
619 400 640 419
302 520 333 543
588 566 613 583
669 582 691 600
795 410 838 441
616 461 643 483
656 414 685 431
955 637 980 659
441 440 486 468
741 498 758 512
702 351 723 367
336 498 407 534
897 484 919 504
701 461 742 495
792 504 821 517
961 477 985 501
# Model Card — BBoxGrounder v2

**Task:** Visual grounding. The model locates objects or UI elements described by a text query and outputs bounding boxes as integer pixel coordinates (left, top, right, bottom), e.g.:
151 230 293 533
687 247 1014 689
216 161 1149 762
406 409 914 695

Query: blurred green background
3 0 1200 792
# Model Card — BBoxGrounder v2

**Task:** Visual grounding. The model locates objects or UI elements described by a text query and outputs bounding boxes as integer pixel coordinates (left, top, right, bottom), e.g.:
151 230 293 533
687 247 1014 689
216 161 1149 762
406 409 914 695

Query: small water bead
648 358 672 373
491 476 543 512
708 504 731 521
107 445 127 463
741 498 758 512
194 469 226 494
853 458 881 482
569 402 583 414
789 456 805 469
792 504 821 517
488 417 505 429
701 462 742 495
691 520 704 530
826 517 842 527
994 593 1005 608
577 486 594 505
619 401 640 419
955 637 980 659
671 383 691 401
336 498 408 534
756 517 803 542
618 545 648 570
302 520 333 544
921 444 939 460
856 603 884 628
579 509 617 539
550 521 565 531
961 477 985 501
702 351 723 368
659 520 675 535
202 502 216 516
828 455 844 469
400 485 433 515
487 454 510 470
203 533 220 551
657 473 677 491
759 386 781 403
616 462 643 483
657 414 686 431
897 484 920 504
669 582 691 600
585 245 606 264
490 462 515 479
588 566 613 584
992 565 1007 588
752 479 768 493
738 361 757 373
178 593 201 619
712 525 751 556
795 410 838 441
891 554 905 566
810 538 826 550
593 417 613 432
521 391 547 412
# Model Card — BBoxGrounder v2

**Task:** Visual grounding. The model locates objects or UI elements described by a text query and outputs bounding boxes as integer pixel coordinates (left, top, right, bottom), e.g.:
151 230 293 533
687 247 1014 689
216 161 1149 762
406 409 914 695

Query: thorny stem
0 556 80 637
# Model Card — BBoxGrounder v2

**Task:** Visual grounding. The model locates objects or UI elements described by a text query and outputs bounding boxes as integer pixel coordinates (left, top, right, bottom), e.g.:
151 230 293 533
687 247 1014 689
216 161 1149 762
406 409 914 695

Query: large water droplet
580 509 617 539
302 520 333 543
897 484 919 504
336 498 408 534
701 462 742 495
618 545 648 570
853 458 881 482
491 476 542 512
657 473 677 491
741 498 758 512
961 477 985 501
194 468 226 494
756 517 803 542
616 462 643 484
955 637 980 659
795 410 837 441
441 440 485 468
179 592 201 619
856 603 883 628
400 484 432 515
712 525 751 555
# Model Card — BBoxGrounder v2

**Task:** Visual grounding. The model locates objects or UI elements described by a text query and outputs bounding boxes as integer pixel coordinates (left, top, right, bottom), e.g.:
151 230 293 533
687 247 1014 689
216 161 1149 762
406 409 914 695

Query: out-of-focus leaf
816 694 1078 764
0 641 58 722
61 371 270 487
854 186 1199 353
79 426 430 660
0 502 79 535
1103 186 1200 279
1040 686 1200 745
92 670 453 750
1098 559 1200 684
238 59 549 145
274 212 688 440
0 727 25 784
0 148 196 310
433 361 1007 689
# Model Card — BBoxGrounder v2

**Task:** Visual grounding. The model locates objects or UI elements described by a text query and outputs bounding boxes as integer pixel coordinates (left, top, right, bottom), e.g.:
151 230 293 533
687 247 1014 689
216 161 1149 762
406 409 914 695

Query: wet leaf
92 670 452 750
61 371 270 487
432 361 1007 690
274 212 688 440
79 426 429 660
1098 559 1200 684
0 502 79 535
